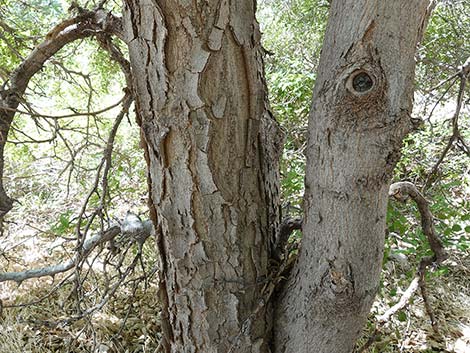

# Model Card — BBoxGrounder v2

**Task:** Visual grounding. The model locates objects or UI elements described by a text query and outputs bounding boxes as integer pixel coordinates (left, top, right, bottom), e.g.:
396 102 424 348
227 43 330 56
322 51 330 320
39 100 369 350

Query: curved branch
7 9 122 97
358 181 449 351
0 8 123 218
388 181 447 263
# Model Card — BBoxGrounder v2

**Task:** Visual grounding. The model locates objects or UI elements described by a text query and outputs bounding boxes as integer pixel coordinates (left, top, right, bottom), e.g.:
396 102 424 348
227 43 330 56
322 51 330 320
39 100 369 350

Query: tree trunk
123 0 433 352
274 1 432 352
122 1 281 352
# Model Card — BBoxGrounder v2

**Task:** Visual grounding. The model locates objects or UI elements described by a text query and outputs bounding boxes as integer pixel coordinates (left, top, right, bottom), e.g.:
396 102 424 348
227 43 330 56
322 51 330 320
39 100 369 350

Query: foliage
258 0 329 212
0 0 62 74
416 0 470 94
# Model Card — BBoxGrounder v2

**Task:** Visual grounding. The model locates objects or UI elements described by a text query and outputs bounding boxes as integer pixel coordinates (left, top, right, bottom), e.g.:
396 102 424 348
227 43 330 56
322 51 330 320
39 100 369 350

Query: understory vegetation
0 0 469 352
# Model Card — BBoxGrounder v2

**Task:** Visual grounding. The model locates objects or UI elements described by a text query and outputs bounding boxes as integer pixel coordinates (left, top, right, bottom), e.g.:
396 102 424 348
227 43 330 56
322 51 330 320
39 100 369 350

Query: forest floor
359 250 470 353
0 197 469 352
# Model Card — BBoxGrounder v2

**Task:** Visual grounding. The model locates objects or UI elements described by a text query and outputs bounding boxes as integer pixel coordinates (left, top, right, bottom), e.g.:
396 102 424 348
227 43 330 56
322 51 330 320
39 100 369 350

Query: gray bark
273 1 433 352
122 1 281 352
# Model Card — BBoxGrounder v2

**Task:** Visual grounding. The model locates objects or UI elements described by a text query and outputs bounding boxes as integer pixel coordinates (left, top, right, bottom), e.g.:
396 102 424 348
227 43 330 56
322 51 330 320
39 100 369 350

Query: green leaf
397 311 407 322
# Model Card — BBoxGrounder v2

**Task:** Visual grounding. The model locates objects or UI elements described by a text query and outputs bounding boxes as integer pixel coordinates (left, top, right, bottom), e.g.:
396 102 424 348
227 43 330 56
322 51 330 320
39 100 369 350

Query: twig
1 95 126 119
74 32 133 252
425 72 460 93
424 75 459 124
425 57 470 189
377 277 420 324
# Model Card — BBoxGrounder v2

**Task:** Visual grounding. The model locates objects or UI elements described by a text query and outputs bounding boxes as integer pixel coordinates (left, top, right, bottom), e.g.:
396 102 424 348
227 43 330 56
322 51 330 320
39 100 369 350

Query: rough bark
122 1 281 352
274 1 433 352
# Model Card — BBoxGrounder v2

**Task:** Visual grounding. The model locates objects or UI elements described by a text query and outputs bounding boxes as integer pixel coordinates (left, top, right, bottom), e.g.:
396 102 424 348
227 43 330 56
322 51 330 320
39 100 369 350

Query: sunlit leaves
0 0 62 71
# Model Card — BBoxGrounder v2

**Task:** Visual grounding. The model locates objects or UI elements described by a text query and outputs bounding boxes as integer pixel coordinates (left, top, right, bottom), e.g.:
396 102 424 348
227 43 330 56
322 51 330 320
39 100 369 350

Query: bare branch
0 219 153 284
425 57 470 188
0 226 119 283
2 95 126 119
0 7 123 218
377 277 420 324
73 33 134 248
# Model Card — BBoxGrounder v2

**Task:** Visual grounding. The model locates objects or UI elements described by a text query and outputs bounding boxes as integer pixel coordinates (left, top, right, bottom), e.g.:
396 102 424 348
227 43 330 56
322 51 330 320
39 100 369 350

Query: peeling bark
273 1 433 352
123 1 281 352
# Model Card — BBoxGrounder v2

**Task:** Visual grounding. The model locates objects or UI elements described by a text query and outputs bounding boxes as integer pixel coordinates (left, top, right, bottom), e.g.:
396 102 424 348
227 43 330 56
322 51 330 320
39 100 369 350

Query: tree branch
425 57 470 188
358 181 449 351
0 7 123 218
272 217 302 262
388 181 447 263
1 95 126 119
0 218 153 284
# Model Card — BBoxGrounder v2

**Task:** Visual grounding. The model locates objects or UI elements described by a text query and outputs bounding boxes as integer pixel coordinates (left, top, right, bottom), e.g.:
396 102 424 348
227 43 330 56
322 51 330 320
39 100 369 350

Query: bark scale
123 1 281 352
274 1 432 352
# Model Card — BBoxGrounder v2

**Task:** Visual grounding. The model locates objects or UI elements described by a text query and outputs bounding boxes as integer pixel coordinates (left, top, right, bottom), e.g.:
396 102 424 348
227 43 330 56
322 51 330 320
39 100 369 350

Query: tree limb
358 181 449 351
0 219 153 284
0 7 123 218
